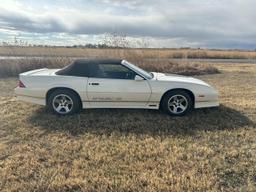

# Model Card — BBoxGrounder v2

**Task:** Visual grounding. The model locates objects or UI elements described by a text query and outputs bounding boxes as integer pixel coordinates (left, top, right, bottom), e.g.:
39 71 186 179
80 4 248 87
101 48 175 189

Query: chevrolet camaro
15 59 219 116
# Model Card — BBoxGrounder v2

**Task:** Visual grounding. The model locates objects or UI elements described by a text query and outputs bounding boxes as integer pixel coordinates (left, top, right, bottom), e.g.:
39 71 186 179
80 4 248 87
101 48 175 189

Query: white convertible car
15 59 219 116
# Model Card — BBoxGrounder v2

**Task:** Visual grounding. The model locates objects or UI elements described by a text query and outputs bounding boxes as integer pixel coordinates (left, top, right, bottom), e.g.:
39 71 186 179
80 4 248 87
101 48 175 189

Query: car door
87 63 151 107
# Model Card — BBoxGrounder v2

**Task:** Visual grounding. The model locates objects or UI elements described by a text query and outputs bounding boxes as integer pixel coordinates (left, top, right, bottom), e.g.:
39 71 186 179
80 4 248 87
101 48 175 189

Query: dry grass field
0 62 255 191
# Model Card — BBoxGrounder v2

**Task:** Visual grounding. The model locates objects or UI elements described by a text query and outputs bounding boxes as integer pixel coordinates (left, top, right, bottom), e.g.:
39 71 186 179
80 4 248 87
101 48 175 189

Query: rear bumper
15 87 46 106
16 95 46 106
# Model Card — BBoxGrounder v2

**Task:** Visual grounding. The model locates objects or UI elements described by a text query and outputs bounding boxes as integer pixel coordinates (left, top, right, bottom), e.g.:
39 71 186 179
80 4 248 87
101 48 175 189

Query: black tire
48 89 81 115
161 90 193 116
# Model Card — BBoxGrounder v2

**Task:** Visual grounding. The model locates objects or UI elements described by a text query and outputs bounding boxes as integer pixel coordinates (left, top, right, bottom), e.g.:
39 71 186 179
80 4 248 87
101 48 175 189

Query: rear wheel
161 90 193 116
48 89 81 115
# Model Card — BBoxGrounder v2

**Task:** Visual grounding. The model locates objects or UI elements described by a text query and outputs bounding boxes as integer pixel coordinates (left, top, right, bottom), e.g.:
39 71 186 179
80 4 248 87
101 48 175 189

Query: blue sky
0 0 255 49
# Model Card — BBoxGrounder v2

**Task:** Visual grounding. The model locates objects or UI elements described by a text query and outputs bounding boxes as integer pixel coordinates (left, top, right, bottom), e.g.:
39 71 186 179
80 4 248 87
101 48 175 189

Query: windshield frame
121 60 153 79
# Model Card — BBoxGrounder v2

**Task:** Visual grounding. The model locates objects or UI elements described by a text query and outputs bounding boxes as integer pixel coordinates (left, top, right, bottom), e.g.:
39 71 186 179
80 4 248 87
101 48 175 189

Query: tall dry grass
0 57 219 78
0 46 256 59
0 58 72 78
0 46 221 78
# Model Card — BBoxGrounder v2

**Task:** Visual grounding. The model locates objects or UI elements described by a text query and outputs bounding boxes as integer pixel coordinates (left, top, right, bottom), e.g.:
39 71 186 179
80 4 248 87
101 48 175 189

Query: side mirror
134 75 144 81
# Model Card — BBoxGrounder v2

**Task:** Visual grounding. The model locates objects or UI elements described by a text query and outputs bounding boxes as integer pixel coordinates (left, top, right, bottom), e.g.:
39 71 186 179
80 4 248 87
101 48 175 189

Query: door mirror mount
134 75 144 81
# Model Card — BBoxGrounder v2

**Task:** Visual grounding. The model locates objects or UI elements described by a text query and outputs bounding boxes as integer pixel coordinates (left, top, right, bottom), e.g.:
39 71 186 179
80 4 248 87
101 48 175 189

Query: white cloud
0 0 255 49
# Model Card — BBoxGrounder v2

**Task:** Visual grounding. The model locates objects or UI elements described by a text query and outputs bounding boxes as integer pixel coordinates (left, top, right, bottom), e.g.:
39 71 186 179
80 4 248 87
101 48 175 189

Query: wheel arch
46 87 82 107
159 88 195 109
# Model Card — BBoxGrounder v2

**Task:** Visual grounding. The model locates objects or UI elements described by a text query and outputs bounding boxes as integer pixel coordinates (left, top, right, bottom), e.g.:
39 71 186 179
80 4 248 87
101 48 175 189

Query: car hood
152 72 210 87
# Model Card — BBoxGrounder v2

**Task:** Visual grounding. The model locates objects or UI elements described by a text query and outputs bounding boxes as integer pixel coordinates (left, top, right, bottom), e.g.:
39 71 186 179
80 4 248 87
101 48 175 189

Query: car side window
93 64 137 79
68 62 91 77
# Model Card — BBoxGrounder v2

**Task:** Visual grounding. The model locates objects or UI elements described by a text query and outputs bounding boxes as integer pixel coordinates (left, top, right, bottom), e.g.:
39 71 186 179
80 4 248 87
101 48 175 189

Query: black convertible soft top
56 59 123 77
73 59 122 65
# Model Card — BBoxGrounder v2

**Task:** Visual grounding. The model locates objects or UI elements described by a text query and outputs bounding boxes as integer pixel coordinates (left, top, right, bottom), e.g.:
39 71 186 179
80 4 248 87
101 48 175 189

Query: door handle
90 83 100 85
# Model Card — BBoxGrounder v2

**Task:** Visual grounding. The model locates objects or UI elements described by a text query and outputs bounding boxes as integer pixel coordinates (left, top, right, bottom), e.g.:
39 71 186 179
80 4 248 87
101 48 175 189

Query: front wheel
48 89 81 115
161 90 193 116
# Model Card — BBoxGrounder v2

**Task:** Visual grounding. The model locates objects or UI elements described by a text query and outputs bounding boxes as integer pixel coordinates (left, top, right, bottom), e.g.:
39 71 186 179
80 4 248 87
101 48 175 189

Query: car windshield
122 61 153 79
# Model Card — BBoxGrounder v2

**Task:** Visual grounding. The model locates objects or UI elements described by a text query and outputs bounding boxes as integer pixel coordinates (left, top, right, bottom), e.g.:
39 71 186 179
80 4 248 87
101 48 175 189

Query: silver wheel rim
52 94 73 114
168 95 188 114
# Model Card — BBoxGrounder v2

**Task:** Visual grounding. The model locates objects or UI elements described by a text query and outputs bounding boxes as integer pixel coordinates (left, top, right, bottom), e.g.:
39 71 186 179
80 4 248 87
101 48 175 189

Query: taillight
19 80 26 88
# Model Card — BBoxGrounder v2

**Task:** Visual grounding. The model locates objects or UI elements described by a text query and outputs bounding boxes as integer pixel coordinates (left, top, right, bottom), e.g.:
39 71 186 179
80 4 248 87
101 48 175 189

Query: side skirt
82 101 159 109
